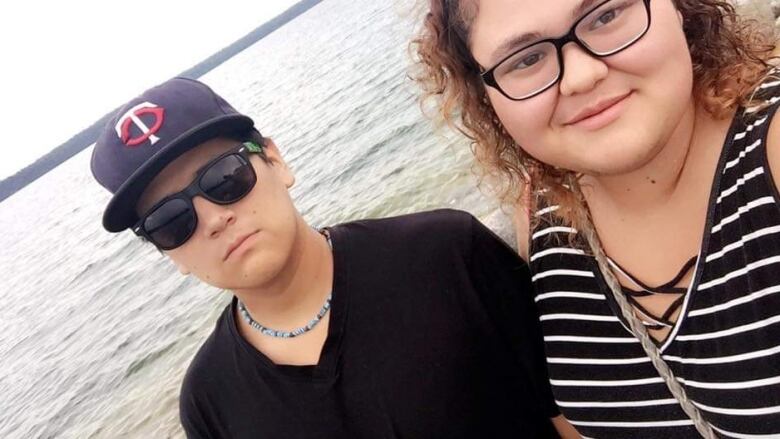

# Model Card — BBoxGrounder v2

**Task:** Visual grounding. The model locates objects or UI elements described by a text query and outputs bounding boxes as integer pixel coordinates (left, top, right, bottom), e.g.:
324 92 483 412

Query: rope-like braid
567 174 717 439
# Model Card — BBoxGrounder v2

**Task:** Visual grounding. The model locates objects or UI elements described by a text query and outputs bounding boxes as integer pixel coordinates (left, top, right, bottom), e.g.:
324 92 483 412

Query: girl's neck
581 99 727 213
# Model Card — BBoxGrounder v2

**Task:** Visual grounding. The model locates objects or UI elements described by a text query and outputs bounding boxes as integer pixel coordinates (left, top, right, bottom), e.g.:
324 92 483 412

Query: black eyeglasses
481 0 651 101
133 141 264 250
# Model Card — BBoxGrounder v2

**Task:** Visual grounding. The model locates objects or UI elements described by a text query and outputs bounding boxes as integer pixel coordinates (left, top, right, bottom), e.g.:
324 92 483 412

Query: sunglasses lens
200 154 256 203
144 198 196 249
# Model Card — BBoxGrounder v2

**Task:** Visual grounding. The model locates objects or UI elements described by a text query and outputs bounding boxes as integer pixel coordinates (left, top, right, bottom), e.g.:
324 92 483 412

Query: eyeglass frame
480 0 652 101
132 141 265 250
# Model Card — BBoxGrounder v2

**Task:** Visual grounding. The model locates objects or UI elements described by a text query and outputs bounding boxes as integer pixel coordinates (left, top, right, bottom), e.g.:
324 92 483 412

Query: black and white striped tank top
529 77 780 439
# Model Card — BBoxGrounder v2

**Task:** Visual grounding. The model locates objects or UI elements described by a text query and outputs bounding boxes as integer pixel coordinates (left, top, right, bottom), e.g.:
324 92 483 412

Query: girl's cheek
491 86 557 148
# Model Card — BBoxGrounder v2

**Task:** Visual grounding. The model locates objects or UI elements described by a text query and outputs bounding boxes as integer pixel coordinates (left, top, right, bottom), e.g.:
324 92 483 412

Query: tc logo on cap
115 102 165 147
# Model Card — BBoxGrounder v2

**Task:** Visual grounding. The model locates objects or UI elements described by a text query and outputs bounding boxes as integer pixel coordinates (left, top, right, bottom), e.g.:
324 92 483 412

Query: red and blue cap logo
115 102 166 147
90 77 255 232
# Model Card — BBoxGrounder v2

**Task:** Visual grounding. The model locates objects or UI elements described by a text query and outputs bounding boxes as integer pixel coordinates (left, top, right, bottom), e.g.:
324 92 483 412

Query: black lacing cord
608 256 697 336
624 293 687 330
612 255 697 292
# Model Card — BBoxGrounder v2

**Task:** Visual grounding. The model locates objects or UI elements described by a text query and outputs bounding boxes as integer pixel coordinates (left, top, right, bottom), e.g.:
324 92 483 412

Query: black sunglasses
133 141 264 250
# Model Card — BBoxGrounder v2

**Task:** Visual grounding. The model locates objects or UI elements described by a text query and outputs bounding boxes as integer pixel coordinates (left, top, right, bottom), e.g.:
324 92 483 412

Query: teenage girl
414 1 779 437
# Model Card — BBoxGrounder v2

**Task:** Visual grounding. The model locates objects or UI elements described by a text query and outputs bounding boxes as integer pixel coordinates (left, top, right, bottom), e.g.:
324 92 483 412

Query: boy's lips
224 230 260 261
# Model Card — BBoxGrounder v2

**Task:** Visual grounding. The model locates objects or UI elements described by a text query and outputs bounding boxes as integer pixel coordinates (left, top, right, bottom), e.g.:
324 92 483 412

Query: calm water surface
0 1 507 437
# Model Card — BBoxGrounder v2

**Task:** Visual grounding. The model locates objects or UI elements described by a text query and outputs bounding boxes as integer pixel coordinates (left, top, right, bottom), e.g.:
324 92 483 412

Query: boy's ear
262 138 296 189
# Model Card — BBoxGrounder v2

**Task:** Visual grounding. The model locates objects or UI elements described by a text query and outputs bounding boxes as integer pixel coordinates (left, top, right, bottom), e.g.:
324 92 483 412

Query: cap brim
102 114 254 232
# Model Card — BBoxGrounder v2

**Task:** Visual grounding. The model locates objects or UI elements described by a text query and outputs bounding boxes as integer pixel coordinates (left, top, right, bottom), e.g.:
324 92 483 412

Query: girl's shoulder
754 67 780 191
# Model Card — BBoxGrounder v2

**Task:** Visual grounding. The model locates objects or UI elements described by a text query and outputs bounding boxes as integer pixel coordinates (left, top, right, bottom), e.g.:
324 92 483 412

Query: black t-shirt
180 209 558 438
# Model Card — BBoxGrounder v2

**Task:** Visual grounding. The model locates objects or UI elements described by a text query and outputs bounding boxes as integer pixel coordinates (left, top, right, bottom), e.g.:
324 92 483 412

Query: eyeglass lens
492 0 648 99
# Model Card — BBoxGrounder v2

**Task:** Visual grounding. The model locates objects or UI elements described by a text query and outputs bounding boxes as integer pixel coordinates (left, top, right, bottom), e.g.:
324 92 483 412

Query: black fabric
179 209 558 439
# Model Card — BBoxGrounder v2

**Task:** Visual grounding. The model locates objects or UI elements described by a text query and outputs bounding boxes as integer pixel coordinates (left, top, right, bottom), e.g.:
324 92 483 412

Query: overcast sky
0 0 299 179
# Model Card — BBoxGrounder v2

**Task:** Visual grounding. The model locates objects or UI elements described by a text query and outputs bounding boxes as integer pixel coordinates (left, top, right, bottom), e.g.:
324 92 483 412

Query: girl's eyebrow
490 31 542 65
572 0 601 21
488 0 604 66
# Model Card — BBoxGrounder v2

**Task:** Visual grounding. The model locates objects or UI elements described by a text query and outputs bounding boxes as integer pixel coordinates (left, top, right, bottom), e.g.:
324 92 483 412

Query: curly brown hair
411 0 777 226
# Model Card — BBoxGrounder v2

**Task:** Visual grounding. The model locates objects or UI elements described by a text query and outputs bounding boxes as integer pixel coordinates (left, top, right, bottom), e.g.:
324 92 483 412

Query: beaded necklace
237 230 332 339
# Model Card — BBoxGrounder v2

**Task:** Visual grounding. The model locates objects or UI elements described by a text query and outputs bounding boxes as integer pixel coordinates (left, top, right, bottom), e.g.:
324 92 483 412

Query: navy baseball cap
91 77 255 232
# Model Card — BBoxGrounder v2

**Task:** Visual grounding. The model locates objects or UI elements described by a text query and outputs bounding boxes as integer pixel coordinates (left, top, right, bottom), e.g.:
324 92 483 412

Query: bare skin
581 102 735 342
235 225 333 366
138 137 334 366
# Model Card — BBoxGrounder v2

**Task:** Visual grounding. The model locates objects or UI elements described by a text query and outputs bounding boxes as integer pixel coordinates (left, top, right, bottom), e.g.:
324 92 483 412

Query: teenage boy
90 77 559 438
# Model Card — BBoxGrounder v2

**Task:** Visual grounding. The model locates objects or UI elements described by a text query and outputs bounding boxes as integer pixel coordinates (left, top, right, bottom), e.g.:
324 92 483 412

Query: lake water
0 0 508 437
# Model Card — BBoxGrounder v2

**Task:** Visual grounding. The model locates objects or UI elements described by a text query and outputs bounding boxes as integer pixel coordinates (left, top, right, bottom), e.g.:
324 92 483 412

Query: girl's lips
564 92 633 131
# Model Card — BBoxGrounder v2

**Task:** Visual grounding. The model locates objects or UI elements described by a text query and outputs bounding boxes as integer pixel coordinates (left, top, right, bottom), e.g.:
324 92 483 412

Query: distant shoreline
0 0 324 204
2 0 776 205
